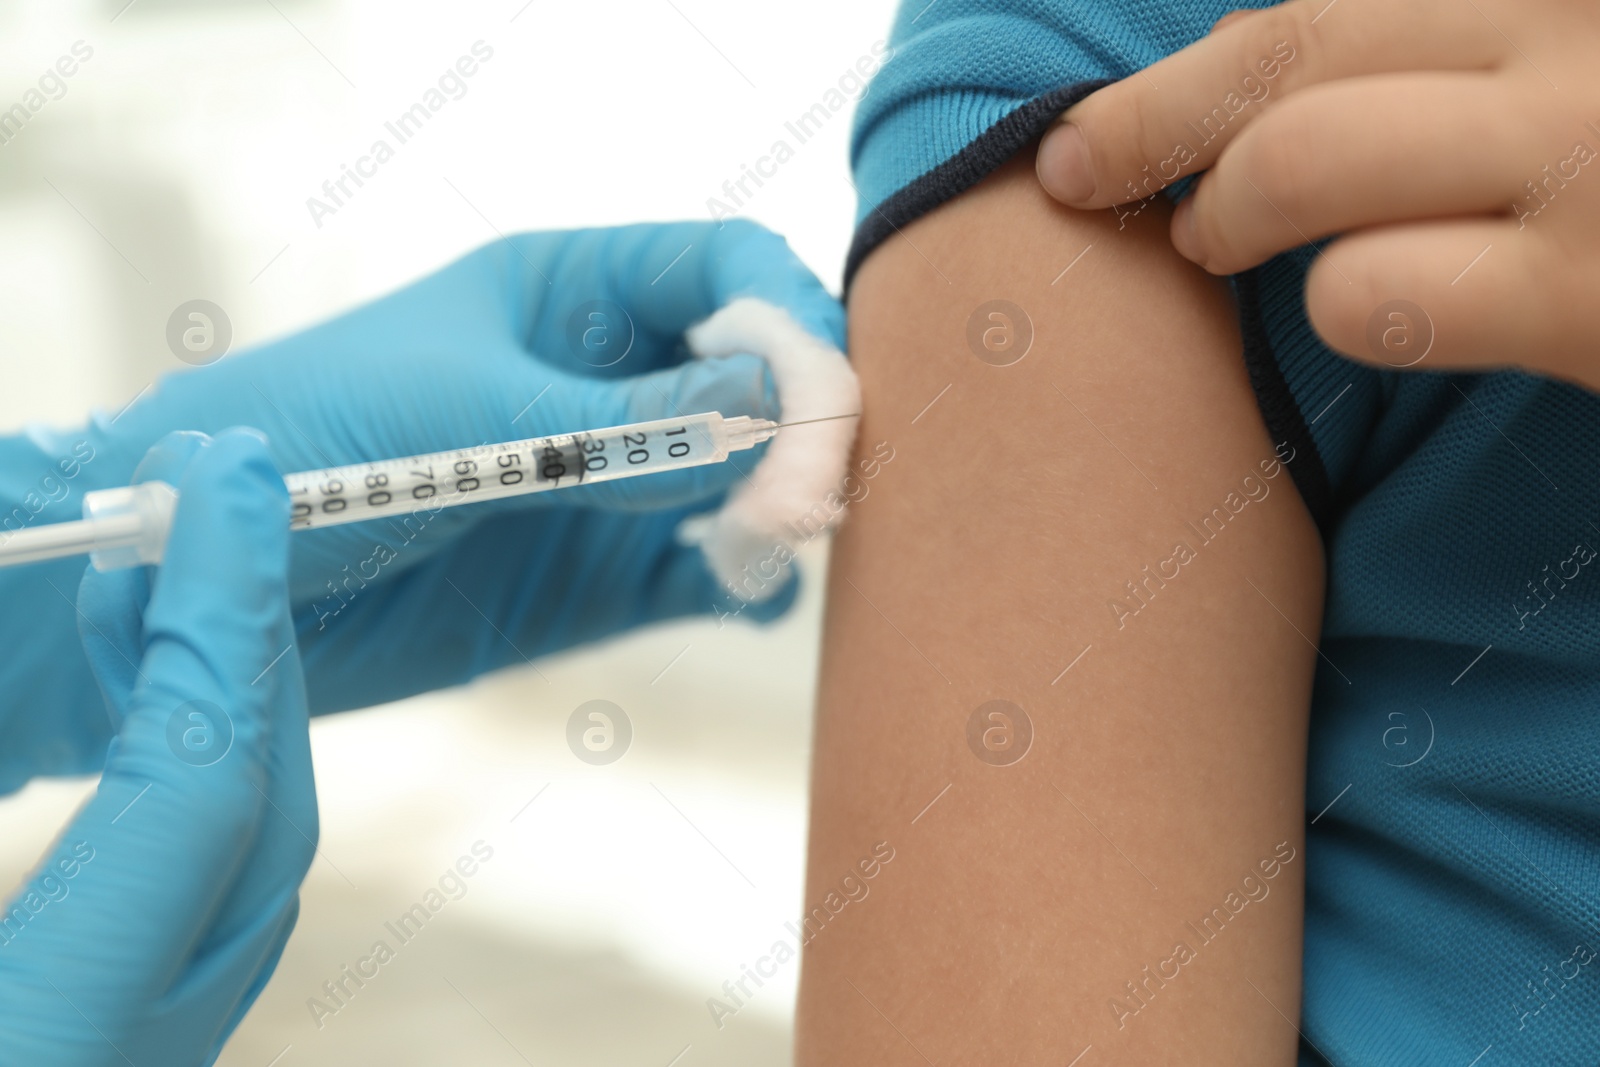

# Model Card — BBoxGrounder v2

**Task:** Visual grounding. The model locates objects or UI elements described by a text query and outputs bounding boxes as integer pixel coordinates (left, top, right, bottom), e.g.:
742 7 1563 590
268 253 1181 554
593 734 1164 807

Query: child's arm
796 153 1324 1066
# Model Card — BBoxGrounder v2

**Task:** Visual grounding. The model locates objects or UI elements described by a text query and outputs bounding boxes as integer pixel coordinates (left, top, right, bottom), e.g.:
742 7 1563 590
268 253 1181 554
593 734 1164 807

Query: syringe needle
773 413 862 430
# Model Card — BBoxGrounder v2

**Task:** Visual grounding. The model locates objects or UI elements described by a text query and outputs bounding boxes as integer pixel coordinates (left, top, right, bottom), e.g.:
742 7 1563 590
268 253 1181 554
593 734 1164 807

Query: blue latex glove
0 220 844 791
0 429 314 1066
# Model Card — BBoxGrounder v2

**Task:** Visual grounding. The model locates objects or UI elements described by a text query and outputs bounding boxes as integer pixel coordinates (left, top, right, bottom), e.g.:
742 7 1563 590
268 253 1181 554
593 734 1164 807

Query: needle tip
774 412 862 430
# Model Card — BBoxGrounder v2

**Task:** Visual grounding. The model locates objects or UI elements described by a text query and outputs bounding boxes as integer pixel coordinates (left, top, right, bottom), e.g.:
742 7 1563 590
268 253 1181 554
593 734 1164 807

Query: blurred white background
0 0 896 1062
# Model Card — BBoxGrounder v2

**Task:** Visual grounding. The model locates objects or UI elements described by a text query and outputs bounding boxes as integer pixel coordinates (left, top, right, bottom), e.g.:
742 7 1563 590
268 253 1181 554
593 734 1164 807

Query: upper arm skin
795 155 1324 1066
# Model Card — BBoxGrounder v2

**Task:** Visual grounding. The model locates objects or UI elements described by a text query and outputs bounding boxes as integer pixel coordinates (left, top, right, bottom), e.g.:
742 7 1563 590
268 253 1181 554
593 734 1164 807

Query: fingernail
1171 198 1202 262
1038 122 1095 204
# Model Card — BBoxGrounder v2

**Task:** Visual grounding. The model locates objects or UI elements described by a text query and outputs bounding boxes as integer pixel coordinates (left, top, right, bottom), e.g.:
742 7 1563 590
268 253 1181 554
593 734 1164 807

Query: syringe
0 411 779 572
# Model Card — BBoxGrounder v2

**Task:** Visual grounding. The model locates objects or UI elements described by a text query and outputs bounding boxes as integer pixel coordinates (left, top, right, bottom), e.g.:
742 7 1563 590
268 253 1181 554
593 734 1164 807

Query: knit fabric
847 3 1600 1064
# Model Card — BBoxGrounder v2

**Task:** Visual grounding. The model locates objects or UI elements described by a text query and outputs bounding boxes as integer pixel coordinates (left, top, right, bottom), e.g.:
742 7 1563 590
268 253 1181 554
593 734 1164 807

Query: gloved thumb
60 429 298 987
513 351 779 512
76 429 209 730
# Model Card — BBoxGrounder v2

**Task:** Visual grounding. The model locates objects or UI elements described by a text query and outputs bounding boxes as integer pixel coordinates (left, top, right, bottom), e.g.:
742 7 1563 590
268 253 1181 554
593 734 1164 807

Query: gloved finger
629 527 800 629
177 526 315 1028
465 516 801 673
527 221 845 373
525 352 783 512
699 220 845 350
196 900 301 1062
295 507 800 713
136 427 317 963
76 431 211 729
131 894 302 1065
76 565 146 733
14 430 299 1014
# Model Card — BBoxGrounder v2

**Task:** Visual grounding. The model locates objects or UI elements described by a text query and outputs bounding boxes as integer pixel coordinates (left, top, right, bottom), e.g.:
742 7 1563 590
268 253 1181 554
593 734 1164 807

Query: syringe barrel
0 412 772 572
285 411 742 531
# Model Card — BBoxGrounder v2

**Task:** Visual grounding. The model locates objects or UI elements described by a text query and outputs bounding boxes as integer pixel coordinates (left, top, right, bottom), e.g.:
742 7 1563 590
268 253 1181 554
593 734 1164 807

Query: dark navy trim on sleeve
843 80 1112 291
1234 268 1334 531
844 81 1335 534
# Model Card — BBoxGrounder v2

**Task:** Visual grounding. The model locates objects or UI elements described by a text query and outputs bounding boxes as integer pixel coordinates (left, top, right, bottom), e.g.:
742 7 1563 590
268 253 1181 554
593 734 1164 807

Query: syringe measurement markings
290 439 557 526
287 420 706 528
0 412 779 571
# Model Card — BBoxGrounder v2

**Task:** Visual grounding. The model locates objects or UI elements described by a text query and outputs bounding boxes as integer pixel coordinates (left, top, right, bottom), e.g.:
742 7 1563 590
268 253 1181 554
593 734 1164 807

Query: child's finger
1176 73 1541 274
1037 0 1507 210
1304 217 1600 388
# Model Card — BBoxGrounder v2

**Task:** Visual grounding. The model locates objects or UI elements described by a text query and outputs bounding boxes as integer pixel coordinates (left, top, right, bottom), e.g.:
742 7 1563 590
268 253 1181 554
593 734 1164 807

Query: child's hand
1036 0 1600 390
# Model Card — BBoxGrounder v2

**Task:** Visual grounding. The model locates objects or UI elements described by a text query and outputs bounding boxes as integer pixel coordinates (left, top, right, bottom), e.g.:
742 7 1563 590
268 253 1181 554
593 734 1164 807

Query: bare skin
795 154 1325 1066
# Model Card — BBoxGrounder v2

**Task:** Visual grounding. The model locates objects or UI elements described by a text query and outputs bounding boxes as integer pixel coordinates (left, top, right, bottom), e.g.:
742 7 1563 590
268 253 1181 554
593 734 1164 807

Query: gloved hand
0 220 844 790
0 429 315 1066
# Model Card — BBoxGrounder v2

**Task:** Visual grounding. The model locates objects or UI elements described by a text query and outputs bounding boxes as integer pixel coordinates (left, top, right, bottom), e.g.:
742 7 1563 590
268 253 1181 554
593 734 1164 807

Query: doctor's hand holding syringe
0 219 846 1065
